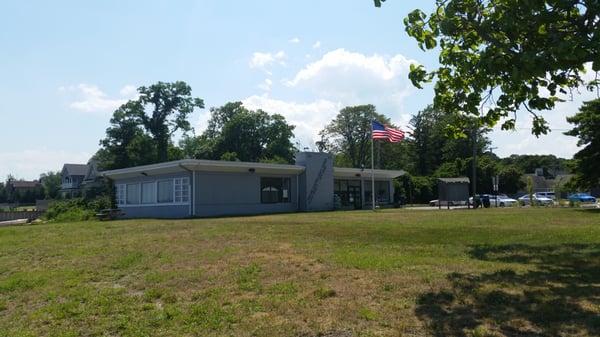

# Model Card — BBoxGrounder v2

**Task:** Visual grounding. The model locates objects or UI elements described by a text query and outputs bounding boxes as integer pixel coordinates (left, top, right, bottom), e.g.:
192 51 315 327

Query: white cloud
119 84 137 97
62 84 137 114
258 78 273 92
242 95 342 149
284 48 417 126
312 41 321 49
0 148 91 180
288 37 300 44
249 51 287 69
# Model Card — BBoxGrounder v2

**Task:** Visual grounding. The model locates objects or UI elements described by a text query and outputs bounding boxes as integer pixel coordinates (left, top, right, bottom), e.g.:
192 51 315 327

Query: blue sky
0 1 589 179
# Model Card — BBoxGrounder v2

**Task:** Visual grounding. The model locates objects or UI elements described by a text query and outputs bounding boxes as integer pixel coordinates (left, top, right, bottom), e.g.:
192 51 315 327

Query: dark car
568 193 597 203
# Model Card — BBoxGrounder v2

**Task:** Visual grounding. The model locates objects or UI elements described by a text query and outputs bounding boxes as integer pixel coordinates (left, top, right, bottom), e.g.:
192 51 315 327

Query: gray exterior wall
114 172 192 219
296 152 334 211
194 171 298 217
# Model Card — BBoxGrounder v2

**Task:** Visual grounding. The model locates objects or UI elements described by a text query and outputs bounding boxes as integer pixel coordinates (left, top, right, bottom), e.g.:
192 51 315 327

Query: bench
96 209 124 221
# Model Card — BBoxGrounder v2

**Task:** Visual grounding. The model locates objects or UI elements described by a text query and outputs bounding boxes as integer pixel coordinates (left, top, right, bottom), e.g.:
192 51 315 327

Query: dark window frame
260 177 292 204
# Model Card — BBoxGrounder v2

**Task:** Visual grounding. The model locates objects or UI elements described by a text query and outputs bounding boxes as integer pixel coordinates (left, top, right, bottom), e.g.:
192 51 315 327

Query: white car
429 199 467 207
518 194 554 206
490 194 518 207
468 194 518 207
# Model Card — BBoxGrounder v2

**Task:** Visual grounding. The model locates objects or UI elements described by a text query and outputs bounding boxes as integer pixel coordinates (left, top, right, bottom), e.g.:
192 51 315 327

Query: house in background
519 168 574 198
59 163 88 198
5 179 43 203
102 151 404 219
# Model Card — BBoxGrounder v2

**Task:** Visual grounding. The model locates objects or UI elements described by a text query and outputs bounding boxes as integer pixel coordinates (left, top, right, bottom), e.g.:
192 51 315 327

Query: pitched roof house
60 163 89 197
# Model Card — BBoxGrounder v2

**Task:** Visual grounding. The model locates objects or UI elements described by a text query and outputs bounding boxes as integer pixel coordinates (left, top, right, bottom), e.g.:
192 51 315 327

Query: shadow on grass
415 244 600 337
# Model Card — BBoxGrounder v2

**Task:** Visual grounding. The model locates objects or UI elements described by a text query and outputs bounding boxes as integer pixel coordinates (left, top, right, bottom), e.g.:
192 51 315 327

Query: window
141 182 156 204
126 184 140 205
261 177 291 203
174 177 190 203
116 184 126 206
157 180 173 203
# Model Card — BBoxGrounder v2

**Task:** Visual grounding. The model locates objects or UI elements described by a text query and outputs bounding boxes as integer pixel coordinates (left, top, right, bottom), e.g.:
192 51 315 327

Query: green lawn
1 208 599 337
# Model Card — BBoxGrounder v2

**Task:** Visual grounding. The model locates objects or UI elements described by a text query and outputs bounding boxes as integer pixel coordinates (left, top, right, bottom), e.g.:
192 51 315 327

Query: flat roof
102 159 306 179
333 167 405 179
102 159 406 180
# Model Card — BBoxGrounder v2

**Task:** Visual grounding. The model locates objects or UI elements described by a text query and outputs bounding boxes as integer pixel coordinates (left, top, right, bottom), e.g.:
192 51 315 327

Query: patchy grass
0 208 599 336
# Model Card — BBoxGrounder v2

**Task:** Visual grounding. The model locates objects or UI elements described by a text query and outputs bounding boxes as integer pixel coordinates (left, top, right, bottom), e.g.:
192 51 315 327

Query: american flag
372 120 405 143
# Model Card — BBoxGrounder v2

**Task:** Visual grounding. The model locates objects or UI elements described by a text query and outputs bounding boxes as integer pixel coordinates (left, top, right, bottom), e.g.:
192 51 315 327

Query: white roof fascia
102 159 305 180
333 167 405 180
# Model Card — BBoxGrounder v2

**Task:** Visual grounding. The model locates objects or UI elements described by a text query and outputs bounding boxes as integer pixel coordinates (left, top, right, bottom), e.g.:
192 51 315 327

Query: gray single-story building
102 152 404 218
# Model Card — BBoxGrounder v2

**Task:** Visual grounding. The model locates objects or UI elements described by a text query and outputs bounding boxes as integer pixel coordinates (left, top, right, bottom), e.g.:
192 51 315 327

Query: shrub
44 196 112 222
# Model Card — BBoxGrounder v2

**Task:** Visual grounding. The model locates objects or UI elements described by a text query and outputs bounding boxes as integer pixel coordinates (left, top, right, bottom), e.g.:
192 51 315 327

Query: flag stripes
371 120 405 143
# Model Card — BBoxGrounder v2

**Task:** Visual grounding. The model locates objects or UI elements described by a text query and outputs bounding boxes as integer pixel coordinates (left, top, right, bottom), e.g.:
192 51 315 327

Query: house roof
10 180 41 188
102 159 406 180
102 159 306 180
438 177 471 184
63 163 88 176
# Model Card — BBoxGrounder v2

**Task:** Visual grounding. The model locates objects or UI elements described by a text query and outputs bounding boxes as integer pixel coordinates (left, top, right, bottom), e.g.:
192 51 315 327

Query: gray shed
437 177 470 209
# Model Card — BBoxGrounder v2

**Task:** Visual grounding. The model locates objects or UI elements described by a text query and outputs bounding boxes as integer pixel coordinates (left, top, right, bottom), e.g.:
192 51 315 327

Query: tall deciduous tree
96 102 156 170
376 0 600 136
134 82 204 161
409 105 490 176
96 82 202 169
182 102 296 163
319 104 390 168
39 171 62 199
565 99 600 188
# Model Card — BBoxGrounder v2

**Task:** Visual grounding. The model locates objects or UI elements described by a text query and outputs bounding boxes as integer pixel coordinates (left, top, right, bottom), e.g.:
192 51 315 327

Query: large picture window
141 182 156 204
126 184 140 205
157 180 174 203
261 177 291 204
115 177 190 206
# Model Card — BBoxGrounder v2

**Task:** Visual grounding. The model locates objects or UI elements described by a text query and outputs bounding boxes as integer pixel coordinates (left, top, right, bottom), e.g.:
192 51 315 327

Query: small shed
438 177 470 209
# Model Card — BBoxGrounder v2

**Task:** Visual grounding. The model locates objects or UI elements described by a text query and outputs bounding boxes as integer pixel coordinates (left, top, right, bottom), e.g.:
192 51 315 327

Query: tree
319 105 390 168
498 165 526 195
96 82 202 169
376 0 600 136
39 171 62 199
183 102 296 163
133 81 204 162
565 99 600 189
96 102 157 170
409 105 490 176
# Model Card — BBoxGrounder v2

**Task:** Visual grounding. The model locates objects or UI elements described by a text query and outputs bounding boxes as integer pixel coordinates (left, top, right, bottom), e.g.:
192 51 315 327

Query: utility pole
471 126 477 198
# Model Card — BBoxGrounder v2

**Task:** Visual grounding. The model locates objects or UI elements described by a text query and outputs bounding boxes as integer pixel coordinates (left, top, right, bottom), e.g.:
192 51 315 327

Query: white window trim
115 177 191 208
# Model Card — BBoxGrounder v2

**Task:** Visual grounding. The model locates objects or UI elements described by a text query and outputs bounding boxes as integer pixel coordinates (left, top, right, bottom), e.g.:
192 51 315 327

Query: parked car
490 194 518 207
535 191 556 200
428 199 467 207
518 194 554 206
568 193 597 203
468 194 517 208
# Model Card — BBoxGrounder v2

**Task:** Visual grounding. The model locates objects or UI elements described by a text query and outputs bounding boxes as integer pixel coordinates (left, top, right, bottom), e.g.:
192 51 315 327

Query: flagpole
371 121 375 211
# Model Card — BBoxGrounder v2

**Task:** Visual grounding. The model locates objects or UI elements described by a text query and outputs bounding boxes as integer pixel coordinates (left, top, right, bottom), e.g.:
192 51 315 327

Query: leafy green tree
319 104 390 168
565 99 600 189
183 102 296 163
376 0 600 135
0 182 6 203
39 171 62 199
96 102 157 170
409 105 490 176
498 165 526 195
500 154 571 178
96 82 201 169
132 81 204 162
